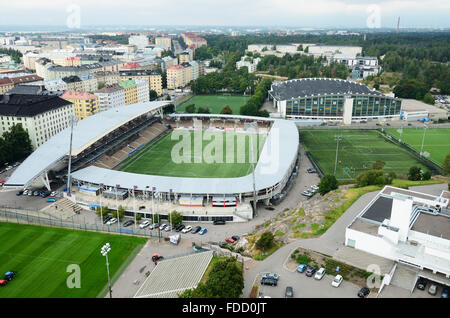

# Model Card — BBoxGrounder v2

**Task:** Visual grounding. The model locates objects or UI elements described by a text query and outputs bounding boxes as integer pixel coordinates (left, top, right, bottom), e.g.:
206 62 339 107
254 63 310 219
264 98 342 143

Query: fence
304 151 325 178
378 129 442 174
0 207 173 239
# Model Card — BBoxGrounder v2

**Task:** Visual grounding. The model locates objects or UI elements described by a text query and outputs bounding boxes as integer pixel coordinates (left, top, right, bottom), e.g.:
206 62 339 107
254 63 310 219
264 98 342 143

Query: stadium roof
70 117 299 195
5 101 170 188
269 78 384 101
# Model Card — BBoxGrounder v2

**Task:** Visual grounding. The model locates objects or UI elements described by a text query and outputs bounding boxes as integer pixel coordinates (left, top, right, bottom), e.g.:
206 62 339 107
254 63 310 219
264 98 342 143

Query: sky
0 0 449 29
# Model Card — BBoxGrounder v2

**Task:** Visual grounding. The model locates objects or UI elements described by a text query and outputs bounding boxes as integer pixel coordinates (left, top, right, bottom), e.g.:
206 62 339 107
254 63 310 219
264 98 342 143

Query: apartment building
118 80 138 105
162 56 178 71
94 71 120 87
0 78 14 94
44 78 68 92
236 56 260 73
166 62 201 89
182 33 207 48
61 91 98 120
94 84 126 112
134 78 150 103
0 94 75 149
119 70 162 96
129 35 149 50
155 37 172 48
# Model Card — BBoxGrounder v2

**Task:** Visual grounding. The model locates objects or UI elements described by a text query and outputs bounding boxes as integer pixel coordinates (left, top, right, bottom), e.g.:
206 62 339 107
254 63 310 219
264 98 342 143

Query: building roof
5 101 170 188
118 80 136 89
62 75 82 83
0 94 72 117
95 83 123 94
5 84 46 95
167 65 184 70
119 70 159 76
61 91 97 100
270 78 384 101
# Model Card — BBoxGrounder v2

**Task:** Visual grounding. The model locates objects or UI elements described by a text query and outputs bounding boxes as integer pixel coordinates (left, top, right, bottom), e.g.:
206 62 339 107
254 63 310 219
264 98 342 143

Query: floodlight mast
66 115 78 194
334 135 343 175
101 243 112 298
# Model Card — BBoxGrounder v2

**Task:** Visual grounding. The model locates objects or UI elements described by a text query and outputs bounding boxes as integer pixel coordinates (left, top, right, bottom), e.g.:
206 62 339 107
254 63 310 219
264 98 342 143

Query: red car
0 280 7 287
225 237 235 244
0 179 6 186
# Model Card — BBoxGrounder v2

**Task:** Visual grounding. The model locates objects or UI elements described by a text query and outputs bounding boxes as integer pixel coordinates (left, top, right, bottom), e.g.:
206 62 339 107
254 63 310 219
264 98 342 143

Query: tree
408 166 422 181
153 213 160 223
355 170 387 187
113 205 125 219
136 214 142 221
372 160 386 170
318 174 338 195
423 93 435 105
197 107 210 114
443 153 450 175
422 170 432 180
163 104 175 114
149 90 158 101
185 104 196 113
255 231 275 251
1 123 32 166
95 206 110 218
220 105 233 114
297 44 303 51
168 210 183 225
179 258 243 298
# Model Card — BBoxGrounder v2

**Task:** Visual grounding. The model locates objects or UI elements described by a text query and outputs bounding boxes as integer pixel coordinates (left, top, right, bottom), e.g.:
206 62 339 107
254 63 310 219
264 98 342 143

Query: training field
300 130 426 180
385 128 450 165
176 95 250 114
0 223 146 298
120 130 266 178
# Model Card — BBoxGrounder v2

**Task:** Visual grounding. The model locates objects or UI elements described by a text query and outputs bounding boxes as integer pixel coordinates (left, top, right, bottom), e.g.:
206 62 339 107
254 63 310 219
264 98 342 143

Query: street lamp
420 124 427 157
101 243 112 298
334 135 343 175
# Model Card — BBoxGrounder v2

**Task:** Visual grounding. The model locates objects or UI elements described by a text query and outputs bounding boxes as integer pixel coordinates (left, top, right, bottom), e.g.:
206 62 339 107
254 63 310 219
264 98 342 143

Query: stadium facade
269 78 402 123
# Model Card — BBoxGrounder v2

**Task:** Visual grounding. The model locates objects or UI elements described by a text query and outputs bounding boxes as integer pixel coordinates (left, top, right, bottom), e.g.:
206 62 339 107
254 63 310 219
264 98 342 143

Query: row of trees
0 124 33 168
239 78 272 117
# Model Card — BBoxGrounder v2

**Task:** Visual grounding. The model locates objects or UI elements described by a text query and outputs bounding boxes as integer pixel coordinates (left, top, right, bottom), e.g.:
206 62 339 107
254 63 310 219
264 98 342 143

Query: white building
44 78 68 92
330 54 381 79
236 56 260 73
129 35 149 50
0 94 75 149
346 186 450 279
94 84 126 112
135 78 149 103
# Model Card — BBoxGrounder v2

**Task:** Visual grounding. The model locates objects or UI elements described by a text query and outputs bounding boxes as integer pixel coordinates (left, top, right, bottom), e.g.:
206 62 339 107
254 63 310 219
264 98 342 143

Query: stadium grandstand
6 110 299 222
269 78 402 124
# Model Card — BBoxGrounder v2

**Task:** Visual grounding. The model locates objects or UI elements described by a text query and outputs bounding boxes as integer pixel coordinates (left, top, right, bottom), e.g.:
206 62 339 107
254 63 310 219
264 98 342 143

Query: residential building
135 78 150 103
129 35 149 50
0 94 75 148
94 71 120 87
179 51 191 64
155 37 172 48
118 80 138 105
61 91 98 120
236 56 260 73
94 84 125 112
45 78 68 92
0 78 14 94
162 56 178 71
119 70 162 96
330 54 381 79
182 33 207 48
167 65 185 89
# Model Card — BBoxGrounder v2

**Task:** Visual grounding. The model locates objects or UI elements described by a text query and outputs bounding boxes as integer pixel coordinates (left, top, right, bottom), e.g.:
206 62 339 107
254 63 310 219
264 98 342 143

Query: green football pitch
0 222 146 298
176 95 250 114
300 129 427 180
120 130 266 178
385 128 450 165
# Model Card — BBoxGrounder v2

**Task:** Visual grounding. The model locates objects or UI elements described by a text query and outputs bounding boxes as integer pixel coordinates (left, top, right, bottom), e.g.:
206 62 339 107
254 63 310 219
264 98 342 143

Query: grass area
0 222 146 298
300 129 427 180
120 130 266 178
292 178 444 239
385 128 450 165
176 95 250 114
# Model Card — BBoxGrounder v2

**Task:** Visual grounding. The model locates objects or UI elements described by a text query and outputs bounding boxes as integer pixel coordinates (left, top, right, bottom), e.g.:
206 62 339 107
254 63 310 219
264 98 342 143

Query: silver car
428 284 438 296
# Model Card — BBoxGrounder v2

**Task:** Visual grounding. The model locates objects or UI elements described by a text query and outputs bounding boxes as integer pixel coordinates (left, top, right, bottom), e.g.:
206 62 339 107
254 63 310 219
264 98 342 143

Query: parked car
16 190 23 196
306 168 317 173
285 286 293 298
0 280 7 287
4 271 15 281
199 227 207 235
33 191 39 196
441 288 449 298
123 220 135 227
106 218 118 225
311 185 319 190
138 206 146 210
305 266 317 277
164 225 172 231
191 226 201 234
262 273 279 281
27 190 33 196
260 277 277 286
46 198 56 203
102 216 112 224
150 223 158 230
314 268 326 280
174 224 184 232
297 264 307 273
213 219 226 225
139 220 151 229
417 277 427 290
301 191 313 197
225 237 235 244
159 224 167 230
358 287 370 298
428 284 438 296
331 275 343 287
182 226 192 233
23 189 29 195
231 235 240 241
152 253 163 262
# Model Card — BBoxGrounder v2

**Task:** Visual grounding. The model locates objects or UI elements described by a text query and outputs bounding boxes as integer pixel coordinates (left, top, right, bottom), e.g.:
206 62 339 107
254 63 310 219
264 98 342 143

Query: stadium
269 78 402 124
5 101 299 222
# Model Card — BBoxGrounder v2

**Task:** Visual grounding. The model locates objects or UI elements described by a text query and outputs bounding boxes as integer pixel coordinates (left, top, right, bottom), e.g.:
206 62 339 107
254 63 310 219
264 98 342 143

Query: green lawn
0 222 146 298
300 129 427 180
120 130 266 178
176 95 250 114
385 128 450 165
